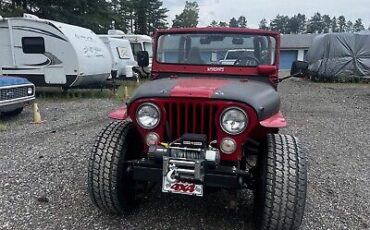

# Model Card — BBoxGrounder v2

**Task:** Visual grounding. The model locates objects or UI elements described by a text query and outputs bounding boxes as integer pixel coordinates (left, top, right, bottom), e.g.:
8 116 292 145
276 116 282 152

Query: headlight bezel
136 102 161 129
220 106 248 135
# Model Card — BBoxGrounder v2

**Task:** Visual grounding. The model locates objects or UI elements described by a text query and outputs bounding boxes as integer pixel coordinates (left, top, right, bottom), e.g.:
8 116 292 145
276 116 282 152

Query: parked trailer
98 30 152 71
99 37 138 79
0 14 112 88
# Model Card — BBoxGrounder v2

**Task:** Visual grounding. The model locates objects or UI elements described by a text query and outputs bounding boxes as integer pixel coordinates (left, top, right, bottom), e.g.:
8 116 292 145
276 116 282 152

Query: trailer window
22 37 45 54
144 42 153 58
117 47 130 59
130 43 143 60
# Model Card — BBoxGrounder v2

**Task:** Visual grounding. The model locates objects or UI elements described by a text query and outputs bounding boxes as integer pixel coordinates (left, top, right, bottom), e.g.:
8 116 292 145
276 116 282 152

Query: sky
162 0 370 28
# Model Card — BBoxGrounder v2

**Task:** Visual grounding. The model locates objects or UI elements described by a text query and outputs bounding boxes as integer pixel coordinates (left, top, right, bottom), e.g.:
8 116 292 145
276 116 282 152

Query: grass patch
35 79 145 101
0 122 7 132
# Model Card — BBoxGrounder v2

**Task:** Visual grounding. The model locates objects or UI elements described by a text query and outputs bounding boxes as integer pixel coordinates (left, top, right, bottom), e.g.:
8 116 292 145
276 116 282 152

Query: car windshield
156 33 276 66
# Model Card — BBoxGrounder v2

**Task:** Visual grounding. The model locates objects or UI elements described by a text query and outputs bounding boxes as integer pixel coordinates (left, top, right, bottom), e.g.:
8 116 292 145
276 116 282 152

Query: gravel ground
0 79 369 230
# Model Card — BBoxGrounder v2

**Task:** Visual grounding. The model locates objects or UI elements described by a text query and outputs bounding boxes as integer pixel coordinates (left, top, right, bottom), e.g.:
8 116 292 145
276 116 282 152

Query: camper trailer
0 14 112 88
99 37 138 79
98 30 152 72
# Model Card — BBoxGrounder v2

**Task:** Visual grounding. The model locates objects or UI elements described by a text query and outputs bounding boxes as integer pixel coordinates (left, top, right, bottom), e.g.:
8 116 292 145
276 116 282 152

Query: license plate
162 177 203 196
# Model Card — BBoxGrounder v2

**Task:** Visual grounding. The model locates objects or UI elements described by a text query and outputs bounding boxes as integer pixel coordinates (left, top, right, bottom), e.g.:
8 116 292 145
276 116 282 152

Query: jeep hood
127 77 280 120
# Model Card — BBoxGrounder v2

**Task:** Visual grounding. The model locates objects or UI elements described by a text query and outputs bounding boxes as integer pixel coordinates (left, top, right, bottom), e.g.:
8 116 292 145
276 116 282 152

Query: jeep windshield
156 33 276 66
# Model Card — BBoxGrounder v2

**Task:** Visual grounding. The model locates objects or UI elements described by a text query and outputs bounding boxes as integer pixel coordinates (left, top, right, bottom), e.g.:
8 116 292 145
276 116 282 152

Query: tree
209 20 218 27
338 15 346 32
270 14 289 34
287 14 306 34
322 14 331 33
237 16 247 28
346 20 353 32
331 17 339 32
259 18 268 30
172 1 199 28
229 17 239 27
147 0 169 34
218 21 228 27
307 12 324 33
353 18 365 32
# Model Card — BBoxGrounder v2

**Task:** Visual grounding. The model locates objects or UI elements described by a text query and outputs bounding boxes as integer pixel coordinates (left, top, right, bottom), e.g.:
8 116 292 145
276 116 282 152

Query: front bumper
127 158 249 190
0 96 35 112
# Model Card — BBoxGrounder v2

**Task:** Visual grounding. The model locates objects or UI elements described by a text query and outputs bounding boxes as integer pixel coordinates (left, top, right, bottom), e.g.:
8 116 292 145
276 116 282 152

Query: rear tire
2 107 23 116
254 134 307 230
87 120 143 215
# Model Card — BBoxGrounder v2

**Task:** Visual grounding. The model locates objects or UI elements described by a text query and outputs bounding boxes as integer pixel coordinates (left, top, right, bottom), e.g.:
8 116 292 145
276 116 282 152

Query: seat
185 47 204 64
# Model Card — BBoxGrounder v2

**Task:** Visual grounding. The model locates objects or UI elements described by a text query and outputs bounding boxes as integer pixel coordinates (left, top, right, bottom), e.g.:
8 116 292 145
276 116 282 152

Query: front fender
108 105 128 120
259 111 287 128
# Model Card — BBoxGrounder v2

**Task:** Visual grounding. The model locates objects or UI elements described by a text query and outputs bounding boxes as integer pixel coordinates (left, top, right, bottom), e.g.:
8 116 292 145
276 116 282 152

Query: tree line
259 13 366 34
1 0 368 34
208 12 367 34
0 0 169 34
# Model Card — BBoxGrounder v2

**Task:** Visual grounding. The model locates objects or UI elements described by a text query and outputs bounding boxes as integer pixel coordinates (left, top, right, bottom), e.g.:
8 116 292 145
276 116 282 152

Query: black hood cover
128 77 280 120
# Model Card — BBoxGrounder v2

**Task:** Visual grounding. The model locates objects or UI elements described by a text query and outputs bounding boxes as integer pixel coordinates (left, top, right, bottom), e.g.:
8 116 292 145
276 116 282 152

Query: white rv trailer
0 14 112 88
98 30 153 70
99 37 138 79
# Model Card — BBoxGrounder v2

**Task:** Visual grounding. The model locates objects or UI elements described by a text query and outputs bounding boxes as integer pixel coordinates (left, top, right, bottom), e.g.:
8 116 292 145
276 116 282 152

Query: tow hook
166 164 177 183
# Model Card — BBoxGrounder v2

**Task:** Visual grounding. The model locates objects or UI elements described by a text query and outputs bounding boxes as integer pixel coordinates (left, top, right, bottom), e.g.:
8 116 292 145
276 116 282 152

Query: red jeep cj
88 27 307 230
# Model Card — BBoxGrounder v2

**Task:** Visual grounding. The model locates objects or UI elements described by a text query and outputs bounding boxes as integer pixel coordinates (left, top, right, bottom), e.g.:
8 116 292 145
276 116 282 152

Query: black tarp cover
306 32 370 79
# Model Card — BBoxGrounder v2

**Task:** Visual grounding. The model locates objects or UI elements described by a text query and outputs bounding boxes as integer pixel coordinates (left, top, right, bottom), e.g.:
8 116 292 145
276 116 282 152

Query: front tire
87 120 143 215
254 134 307 230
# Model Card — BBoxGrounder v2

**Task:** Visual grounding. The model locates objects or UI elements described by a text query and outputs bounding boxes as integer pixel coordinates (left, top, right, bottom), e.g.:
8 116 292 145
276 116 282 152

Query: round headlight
136 103 160 129
220 107 248 135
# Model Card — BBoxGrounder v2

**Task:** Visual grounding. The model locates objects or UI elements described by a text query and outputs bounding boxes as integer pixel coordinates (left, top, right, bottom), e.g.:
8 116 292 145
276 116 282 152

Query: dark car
0 76 35 116
87 27 307 230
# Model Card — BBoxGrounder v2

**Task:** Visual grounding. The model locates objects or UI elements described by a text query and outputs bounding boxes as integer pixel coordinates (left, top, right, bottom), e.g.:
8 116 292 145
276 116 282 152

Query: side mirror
290 61 308 77
137 51 149 67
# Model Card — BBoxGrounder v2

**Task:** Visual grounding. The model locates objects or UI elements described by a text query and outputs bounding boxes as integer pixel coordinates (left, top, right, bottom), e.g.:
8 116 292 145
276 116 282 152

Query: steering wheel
234 55 260 66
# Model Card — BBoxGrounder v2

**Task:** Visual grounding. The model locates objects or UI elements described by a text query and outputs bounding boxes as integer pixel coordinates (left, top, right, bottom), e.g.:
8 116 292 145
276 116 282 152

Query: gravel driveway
0 79 369 230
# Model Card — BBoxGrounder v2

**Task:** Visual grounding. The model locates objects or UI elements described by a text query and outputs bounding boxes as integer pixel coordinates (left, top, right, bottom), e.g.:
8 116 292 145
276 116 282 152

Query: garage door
280 50 298 70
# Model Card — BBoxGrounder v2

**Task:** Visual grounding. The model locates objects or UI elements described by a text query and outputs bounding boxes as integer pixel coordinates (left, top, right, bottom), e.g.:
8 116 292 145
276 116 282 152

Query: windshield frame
155 31 278 68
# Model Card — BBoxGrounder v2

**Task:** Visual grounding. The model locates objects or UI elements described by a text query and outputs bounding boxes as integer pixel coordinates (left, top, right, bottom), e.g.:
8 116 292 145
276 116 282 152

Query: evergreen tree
270 14 289 33
338 15 346 32
322 14 331 33
237 16 247 28
172 1 199 28
287 14 306 34
218 21 228 27
346 20 353 32
307 12 324 33
353 18 365 32
209 20 218 27
229 17 238 27
331 17 338 32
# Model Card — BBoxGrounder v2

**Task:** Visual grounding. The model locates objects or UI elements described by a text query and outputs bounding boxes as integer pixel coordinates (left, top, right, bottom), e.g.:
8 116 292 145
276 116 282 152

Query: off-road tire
2 107 23 116
87 120 142 215
254 134 307 230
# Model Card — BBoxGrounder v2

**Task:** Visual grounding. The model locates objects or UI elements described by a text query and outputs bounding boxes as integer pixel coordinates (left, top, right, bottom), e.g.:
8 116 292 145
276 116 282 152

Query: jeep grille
162 100 220 142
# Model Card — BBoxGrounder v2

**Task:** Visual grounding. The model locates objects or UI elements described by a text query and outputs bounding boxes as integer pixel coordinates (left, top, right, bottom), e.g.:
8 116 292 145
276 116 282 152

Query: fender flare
108 105 128 120
259 111 287 128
